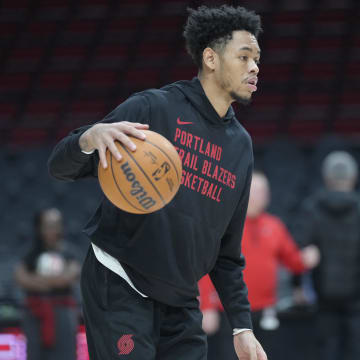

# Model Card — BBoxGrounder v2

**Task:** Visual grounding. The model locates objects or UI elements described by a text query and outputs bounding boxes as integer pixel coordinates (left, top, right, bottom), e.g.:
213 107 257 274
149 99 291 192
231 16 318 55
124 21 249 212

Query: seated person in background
15 208 81 360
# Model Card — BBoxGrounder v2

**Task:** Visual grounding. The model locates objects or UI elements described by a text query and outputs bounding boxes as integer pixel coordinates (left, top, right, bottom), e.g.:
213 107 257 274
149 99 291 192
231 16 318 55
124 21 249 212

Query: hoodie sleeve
209 161 253 330
48 94 150 182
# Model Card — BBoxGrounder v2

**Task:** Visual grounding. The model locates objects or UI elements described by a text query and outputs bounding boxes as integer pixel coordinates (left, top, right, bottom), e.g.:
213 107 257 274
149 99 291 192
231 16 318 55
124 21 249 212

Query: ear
202 47 218 71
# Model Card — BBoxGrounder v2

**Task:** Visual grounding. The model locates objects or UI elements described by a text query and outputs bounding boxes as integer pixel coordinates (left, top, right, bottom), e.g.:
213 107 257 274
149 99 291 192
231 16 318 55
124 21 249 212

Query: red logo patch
117 334 134 355
177 117 193 125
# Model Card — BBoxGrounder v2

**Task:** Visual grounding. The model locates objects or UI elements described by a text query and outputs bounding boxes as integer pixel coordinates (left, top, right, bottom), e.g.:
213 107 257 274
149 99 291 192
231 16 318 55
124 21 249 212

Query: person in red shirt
199 170 319 359
243 170 319 355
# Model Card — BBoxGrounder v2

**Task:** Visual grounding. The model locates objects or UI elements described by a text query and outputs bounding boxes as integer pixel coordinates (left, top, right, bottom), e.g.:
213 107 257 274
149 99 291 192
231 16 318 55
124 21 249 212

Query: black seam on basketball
110 154 147 213
144 139 180 182
119 143 166 206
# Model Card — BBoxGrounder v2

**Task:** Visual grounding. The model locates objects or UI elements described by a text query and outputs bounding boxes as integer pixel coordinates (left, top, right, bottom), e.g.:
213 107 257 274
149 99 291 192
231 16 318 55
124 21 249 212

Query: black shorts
80 247 207 360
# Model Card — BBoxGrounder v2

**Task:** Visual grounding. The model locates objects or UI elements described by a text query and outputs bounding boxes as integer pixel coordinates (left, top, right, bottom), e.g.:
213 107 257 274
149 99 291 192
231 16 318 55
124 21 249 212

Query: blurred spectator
241 170 319 357
14 208 81 360
199 170 319 359
296 151 360 360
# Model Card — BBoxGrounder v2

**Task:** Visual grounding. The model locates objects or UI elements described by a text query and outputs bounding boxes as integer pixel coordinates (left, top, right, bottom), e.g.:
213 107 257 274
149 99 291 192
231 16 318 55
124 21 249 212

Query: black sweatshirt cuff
227 310 253 330
67 132 93 163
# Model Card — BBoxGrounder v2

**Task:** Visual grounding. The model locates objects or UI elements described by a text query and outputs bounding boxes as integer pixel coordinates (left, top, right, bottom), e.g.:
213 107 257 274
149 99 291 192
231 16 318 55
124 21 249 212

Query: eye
255 59 260 65
239 56 248 61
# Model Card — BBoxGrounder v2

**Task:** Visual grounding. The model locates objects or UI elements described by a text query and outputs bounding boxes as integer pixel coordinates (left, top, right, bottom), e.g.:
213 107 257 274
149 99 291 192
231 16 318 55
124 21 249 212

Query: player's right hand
79 122 149 169
234 331 267 360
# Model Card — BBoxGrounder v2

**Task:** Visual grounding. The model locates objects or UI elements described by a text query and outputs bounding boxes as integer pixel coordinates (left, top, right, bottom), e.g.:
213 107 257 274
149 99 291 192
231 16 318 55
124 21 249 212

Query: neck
199 72 233 118
247 212 262 219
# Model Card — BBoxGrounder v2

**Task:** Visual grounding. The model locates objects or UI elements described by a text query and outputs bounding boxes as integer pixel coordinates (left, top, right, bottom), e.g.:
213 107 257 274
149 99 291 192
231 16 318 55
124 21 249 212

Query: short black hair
183 5 262 69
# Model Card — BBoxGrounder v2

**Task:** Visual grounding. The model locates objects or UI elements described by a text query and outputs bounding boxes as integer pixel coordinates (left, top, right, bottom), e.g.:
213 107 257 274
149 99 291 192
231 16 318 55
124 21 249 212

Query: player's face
216 30 260 104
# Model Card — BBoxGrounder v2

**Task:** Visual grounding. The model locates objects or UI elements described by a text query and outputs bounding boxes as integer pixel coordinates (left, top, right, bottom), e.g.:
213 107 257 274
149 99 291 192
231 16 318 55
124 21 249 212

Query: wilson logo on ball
121 162 156 210
98 130 182 214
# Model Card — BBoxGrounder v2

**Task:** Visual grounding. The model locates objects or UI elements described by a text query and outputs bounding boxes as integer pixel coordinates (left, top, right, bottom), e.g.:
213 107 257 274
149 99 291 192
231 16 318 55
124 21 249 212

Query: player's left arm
209 162 267 360
209 162 252 330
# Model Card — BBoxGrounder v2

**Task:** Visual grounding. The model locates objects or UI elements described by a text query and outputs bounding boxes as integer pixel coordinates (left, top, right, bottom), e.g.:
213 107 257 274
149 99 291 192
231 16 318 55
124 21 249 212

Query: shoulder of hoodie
232 116 253 150
131 85 253 151
130 82 187 109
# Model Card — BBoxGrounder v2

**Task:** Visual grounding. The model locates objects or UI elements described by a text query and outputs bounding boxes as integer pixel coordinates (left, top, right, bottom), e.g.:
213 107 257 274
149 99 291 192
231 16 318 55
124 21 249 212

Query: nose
249 59 259 74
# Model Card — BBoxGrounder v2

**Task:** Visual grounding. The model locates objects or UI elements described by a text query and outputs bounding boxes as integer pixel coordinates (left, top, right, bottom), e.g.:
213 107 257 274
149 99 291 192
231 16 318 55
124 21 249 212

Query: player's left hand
233 330 267 360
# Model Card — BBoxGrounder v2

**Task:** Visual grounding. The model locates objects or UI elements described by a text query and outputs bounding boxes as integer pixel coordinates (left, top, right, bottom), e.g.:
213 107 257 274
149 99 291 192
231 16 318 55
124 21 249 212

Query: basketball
98 130 182 214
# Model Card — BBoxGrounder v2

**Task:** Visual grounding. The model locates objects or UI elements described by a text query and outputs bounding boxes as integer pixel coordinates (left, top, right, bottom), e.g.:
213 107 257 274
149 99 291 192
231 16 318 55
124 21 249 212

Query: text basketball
98 130 182 214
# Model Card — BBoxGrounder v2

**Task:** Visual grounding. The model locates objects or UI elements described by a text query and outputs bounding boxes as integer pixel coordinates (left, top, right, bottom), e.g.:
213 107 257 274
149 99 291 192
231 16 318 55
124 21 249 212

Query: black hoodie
298 190 360 303
48 78 253 329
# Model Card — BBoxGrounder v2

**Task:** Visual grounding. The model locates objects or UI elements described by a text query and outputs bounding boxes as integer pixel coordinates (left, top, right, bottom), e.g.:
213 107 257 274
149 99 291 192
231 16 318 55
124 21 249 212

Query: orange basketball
98 130 182 214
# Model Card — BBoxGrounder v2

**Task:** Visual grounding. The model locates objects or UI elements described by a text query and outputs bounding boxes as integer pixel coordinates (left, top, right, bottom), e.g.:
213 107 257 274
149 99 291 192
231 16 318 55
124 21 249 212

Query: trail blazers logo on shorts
117 334 134 355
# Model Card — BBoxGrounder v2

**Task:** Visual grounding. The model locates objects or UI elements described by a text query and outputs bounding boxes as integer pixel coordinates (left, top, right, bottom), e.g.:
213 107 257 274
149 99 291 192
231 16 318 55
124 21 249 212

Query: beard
218 61 252 106
230 90 252 106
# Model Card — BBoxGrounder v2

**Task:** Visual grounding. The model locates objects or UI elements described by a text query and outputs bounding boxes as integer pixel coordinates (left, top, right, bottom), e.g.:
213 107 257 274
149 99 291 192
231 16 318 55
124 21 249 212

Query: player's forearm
210 257 252 329
48 126 96 181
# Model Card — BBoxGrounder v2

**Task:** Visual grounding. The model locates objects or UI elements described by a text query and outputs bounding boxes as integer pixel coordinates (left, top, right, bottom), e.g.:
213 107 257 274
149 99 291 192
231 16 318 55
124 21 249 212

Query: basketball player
48 5 267 360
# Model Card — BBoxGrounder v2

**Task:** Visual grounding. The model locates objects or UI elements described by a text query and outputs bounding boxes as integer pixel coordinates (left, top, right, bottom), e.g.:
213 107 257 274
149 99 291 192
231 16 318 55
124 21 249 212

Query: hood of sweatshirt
316 190 359 216
162 77 236 126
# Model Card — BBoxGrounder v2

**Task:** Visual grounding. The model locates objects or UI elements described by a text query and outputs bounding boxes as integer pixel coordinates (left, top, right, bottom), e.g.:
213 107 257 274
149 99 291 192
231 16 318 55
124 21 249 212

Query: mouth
246 77 258 92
